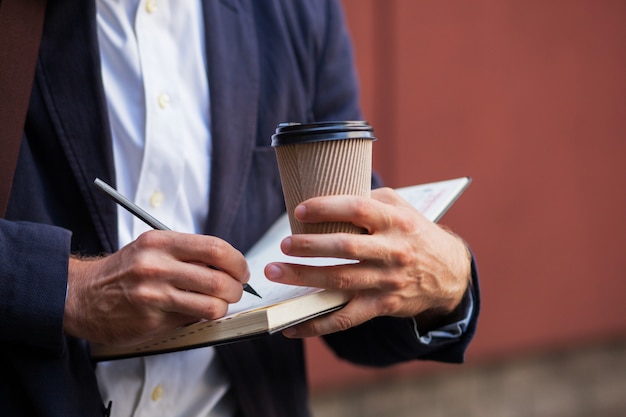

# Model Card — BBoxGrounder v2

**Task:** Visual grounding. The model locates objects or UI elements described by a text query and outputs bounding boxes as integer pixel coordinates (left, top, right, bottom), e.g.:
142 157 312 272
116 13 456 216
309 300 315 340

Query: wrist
439 225 472 301
414 225 472 333
64 255 102 340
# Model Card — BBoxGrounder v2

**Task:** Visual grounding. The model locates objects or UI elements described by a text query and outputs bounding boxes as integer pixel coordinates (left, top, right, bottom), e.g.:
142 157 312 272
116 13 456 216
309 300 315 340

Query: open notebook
91 177 471 360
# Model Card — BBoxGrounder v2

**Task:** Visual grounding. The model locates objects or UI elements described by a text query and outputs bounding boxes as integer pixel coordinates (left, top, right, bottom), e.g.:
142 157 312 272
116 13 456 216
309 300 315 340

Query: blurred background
307 1 626 416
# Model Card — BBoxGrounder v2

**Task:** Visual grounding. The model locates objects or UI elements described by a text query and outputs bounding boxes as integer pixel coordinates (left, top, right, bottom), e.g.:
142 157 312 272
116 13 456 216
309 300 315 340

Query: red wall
307 0 626 392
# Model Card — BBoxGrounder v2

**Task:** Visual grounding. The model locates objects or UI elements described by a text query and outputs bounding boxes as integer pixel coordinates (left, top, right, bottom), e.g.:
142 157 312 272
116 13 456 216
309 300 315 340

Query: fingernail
281 237 291 252
295 205 306 220
266 264 282 280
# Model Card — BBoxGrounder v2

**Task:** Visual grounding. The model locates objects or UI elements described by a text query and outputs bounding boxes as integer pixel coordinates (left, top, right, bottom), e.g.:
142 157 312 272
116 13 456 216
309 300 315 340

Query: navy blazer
0 1 480 416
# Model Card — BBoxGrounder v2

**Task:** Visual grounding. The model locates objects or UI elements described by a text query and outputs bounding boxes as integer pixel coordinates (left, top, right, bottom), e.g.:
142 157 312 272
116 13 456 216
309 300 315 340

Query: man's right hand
63 230 250 346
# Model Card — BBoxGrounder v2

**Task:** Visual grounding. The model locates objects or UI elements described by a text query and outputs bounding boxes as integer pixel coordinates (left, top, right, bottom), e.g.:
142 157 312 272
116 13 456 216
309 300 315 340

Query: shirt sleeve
411 288 475 345
323 253 480 367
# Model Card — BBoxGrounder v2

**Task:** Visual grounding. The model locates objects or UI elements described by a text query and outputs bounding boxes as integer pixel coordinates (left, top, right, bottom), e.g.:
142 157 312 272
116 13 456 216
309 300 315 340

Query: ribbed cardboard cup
271 121 376 234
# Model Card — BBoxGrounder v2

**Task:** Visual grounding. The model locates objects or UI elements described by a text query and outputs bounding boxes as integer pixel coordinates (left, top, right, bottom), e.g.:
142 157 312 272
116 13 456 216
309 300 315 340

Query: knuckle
210 276 240 303
131 252 161 279
378 187 396 198
394 209 417 233
370 187 388 202
298 236 314 251
351 198 371 219
202 238 229 262
203 241 220 259
127 285 159 306
205 273 224 293
134 230 166 250
202 300 228 320
380 274 407 293
141 313 165 333
390 244 416 268
330 270 353 290
331 313 354 332
229 290 244 304
336 236 361 258
376 295 402 315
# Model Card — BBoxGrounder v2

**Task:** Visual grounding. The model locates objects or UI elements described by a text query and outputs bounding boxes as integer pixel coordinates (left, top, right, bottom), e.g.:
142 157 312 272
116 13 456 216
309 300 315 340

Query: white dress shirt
95 1 235 416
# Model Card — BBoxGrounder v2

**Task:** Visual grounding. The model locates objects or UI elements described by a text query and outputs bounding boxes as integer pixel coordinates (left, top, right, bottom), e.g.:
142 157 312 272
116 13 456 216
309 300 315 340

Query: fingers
292 194 378 232
122 259 242 312
293 191 427 235
371 186 412 207
64 231 251 346
134 230 250 285
278 233 381 261
282 293 385 338
266 191 471 340
121 231 250 311
157 284 231 320
266 261 386 293
132 257 245 304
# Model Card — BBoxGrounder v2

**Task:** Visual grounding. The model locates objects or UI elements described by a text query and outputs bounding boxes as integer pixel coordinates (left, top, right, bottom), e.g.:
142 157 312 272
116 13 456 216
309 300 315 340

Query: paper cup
271 121 376 234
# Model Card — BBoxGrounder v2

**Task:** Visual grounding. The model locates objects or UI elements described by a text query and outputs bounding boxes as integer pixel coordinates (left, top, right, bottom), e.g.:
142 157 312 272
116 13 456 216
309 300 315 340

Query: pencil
93 178 261 298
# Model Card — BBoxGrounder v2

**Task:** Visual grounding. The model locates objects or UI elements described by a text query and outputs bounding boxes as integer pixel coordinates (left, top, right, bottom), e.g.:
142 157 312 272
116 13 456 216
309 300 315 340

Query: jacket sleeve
323 255 480 366
0 218 71 355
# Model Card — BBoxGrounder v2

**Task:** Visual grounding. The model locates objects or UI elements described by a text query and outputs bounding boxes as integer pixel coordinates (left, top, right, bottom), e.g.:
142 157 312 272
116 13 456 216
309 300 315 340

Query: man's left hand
264 187 472 338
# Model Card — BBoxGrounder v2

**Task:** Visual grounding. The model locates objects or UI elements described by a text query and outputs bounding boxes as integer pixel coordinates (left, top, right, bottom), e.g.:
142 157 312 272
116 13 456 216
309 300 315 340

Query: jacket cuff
0 219 71 354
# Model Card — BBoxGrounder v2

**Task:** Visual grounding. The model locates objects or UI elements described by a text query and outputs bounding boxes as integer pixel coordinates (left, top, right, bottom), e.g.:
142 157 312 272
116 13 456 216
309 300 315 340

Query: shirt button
157 93 170 109
146 0 158 13
151 385 164 402
149 191 164 208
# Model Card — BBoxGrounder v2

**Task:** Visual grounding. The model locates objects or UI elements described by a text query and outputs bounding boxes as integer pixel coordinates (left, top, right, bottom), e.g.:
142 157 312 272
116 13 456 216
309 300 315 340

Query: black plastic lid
271 121 376 146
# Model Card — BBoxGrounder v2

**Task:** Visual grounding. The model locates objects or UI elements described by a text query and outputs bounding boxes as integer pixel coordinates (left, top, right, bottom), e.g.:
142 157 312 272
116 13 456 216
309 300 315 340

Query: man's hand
64 231 250 346
264 187 472 338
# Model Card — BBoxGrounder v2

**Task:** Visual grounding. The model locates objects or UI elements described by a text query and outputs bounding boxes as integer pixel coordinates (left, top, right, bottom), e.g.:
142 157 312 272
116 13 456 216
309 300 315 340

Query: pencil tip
243 284 262 298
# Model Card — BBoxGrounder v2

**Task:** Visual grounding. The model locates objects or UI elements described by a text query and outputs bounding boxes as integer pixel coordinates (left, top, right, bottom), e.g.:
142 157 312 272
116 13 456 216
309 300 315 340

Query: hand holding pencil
93 178 260 298
61 179 257 347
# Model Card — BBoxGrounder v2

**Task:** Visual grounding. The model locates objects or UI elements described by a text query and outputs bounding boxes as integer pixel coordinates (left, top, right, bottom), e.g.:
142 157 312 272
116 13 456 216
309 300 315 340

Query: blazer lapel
202 0 260 241
37 0 117 252
35 0 261 251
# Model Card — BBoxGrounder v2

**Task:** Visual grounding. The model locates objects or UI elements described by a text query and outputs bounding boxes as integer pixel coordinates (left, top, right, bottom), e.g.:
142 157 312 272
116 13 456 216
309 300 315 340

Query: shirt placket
131 2 183 414
133 0 183 238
